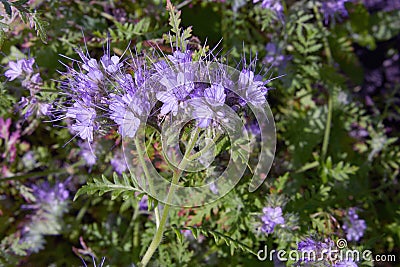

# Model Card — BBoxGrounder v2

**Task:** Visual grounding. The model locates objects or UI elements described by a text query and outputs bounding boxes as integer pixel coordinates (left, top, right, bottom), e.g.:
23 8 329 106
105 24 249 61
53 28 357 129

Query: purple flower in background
80 141 96 167
5 58 36 81
297 237 335 263
22 181 69 253
260 206 284 234
66 102 97 142
110 151 127 174
5 60 24 81
343 208 367 241
321 0 354 24
32 181 70 204
335 259 358 267
363 0 400 12
297 237 318 253
109 93 144 138
0 118 21 163
264 43 290 70
138 195 148 211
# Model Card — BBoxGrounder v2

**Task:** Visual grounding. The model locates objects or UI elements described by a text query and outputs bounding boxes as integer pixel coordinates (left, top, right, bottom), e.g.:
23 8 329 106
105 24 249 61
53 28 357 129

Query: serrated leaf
32 13 49 44
74 173 142 201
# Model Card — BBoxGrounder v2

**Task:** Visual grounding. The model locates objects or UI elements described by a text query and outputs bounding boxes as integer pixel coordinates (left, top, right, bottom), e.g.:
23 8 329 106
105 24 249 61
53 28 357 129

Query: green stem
134 136 161 228
313 4 334 164
140 128 200 267
321 95 333 164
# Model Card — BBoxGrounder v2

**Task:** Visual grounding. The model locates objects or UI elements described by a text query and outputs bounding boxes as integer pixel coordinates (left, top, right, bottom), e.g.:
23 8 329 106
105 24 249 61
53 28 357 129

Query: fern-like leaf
74 173 142 201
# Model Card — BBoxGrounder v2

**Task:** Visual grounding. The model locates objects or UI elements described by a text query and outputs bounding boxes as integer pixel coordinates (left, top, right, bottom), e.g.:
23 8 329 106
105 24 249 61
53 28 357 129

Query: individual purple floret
260 206 285 234
31 181 70 206
343 208 367 242
239 69 270 106
100 54 122 73
167 50 192 65
109 93 144 138
138 195 148 211
297 237 318 253
66 102 97 142
79 141 97 167
321 0 354 24
4 58 34 81
192 84 227 128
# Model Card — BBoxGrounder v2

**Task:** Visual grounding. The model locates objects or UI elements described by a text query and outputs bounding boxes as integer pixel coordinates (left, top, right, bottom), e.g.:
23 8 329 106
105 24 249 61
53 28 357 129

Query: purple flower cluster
342 208 367 242
321 0 354 24
297 237 358 266
4 58 49 119
260 206 285 234
56 44 273 145
21 181 70 252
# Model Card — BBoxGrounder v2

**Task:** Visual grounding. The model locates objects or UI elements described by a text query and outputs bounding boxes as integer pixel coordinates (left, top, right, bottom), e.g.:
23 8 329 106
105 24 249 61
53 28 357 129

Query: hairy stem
140 127 200 267
313 4 334 164
134 136 161 227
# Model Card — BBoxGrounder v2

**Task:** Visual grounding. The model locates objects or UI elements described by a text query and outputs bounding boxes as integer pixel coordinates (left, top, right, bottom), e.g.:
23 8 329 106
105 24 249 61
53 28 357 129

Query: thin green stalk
313 4 334 164
140 128 200 267
134 136 161 228
321 95 333 163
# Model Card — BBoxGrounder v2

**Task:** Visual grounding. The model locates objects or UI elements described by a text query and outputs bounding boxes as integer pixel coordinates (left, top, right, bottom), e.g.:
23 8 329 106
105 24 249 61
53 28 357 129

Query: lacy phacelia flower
321 0 354 24
297 237 335 263
260 206 284 234
21 181 69 253
343 208 367 241
55 42 276 145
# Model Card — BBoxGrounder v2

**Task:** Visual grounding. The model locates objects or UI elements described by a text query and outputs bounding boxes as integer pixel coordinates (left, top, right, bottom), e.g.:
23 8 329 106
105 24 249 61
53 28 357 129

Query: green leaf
74 173 142 201
31 13 49 44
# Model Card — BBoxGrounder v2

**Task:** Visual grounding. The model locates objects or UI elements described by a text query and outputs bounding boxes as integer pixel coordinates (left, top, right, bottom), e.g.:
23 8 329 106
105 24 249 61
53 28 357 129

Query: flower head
5 58 35 81
260 206 285 234
321 0 354 24
343 208 367 241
